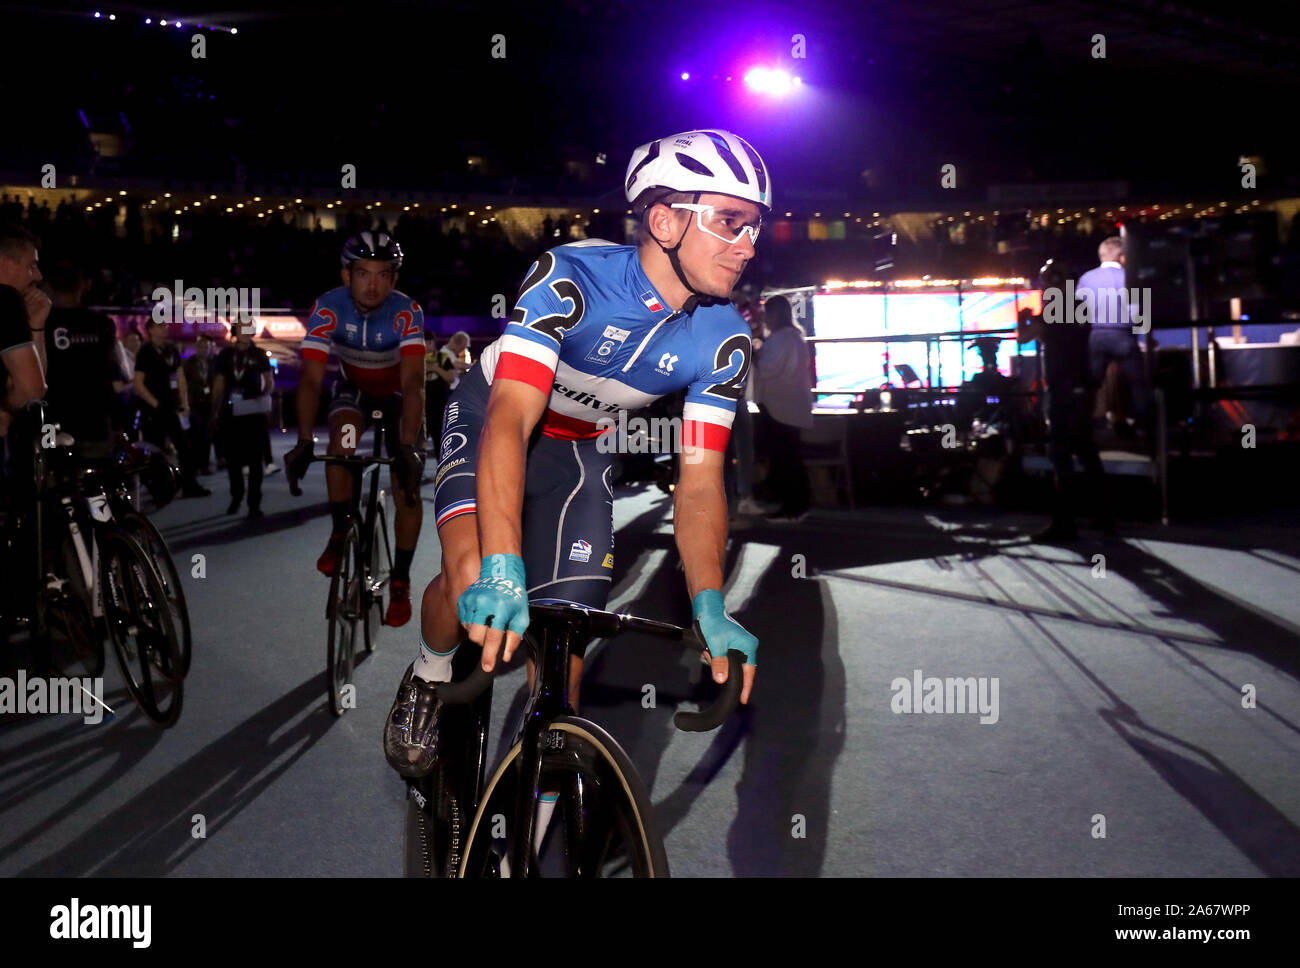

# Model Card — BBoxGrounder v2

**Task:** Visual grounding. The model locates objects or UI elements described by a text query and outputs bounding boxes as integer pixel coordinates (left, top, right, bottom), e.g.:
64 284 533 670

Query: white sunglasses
670 203 763 245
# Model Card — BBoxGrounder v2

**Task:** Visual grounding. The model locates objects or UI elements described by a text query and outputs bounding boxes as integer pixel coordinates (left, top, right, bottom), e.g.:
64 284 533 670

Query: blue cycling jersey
479 240 751 449
300 287 425 396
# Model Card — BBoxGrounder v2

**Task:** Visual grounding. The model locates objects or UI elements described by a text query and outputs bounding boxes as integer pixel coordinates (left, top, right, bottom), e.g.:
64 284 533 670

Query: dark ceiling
4 0 1297 201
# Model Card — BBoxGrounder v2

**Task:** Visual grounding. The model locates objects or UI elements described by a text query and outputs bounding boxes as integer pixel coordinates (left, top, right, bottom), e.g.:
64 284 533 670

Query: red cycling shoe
316 534 345 576
385 579 412 626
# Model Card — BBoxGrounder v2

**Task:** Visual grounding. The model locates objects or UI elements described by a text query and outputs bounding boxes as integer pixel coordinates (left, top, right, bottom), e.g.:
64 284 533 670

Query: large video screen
809 289 1041 403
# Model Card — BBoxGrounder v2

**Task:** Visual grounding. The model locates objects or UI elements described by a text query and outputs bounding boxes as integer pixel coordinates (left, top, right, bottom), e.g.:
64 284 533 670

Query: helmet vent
702 131 748 185
734 135 768 196
626 140 661 193
674 152 714 177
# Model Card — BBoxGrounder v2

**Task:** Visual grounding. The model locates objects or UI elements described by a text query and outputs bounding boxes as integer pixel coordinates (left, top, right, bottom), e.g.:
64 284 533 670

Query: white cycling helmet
625 129 772 214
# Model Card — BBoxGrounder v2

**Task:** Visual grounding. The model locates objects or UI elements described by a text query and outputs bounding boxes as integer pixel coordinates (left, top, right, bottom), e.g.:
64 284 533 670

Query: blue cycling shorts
433 366 616 613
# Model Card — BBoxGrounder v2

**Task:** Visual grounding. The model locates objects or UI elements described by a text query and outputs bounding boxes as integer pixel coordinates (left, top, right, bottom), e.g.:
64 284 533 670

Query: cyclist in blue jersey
286 232 426 627
385 130 769 777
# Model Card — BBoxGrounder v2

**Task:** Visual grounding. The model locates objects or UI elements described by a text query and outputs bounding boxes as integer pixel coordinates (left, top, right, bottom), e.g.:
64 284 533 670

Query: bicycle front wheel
459 716 669 878
100 530 183 727
326 522 362 716
121 510 191 677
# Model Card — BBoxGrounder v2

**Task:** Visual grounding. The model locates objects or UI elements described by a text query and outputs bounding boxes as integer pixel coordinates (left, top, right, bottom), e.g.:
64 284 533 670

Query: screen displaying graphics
809 293 887 406
810 289 1042 403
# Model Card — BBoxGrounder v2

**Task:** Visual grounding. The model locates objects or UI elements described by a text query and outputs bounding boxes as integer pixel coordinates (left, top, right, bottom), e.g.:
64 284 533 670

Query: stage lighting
681 72 690 80
744 67 793 95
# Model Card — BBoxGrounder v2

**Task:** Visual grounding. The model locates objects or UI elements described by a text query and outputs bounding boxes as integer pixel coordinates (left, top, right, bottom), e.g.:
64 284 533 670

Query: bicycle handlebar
434 602 744 732
286 452 394 497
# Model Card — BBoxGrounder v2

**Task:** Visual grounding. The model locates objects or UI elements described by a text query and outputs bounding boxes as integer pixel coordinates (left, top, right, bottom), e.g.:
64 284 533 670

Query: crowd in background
0 193 629 316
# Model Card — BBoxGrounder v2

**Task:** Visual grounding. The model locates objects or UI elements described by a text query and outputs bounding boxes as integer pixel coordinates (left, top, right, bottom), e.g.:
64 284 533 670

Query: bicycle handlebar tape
674 646 744 732
433 663 493 705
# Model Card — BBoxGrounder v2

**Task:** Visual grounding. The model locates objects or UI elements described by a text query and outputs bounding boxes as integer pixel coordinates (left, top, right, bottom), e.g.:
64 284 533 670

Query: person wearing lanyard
134 319 210 497
210 324 274 518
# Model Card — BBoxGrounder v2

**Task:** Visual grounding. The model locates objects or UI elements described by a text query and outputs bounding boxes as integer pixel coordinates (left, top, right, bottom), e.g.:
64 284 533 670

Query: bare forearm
296 373 321 440
400 374 424 445
476 410 529 559
673 478 728 598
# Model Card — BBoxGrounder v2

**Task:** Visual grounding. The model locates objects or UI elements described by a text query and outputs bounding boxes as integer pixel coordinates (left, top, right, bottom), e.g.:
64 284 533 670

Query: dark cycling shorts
433 366 616 631
329 380 401 459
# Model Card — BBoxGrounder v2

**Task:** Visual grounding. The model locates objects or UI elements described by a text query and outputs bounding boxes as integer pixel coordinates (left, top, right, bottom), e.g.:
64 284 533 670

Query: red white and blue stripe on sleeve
682 331 751 452
300 298 337 363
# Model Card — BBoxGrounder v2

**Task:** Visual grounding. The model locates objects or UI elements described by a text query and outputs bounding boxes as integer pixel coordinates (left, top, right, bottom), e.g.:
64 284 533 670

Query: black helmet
341 230 403 271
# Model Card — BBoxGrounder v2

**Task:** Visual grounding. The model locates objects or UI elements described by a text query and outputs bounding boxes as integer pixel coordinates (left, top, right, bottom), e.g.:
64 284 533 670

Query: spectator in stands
183 332 216 474
135 319 210 497
752 295 813 523
1079 235 1151 436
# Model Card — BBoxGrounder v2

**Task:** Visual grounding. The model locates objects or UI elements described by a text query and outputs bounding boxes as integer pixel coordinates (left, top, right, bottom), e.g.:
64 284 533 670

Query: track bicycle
405 601 743 878
288 410 396 716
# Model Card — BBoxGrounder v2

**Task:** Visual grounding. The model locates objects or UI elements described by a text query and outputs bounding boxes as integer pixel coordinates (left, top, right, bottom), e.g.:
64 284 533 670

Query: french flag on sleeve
640 290 664 313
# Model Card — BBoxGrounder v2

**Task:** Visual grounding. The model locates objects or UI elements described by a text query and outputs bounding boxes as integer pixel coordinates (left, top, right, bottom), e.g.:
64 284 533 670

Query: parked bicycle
288 411 395 716
0 402 188 727
404 601 743 878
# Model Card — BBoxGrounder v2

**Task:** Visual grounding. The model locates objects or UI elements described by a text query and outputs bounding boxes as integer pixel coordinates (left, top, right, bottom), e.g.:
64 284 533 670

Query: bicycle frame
328 410 389 584
505 615 582 878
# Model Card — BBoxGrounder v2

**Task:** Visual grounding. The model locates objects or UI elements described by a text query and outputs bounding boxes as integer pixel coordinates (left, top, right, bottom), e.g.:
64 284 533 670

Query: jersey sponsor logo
601 553 614 569
51 327 107 350
639 291 664 313
656 352 679 375
583 324 632 366
569 539 592 563
551 381 621 415
440 431 469 461
443 401 460 428
434 456 467 486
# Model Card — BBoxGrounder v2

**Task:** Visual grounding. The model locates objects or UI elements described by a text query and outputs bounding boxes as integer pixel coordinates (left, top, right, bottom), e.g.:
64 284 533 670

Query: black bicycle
288 411 396 716
1 403 187 726
404 602 743 878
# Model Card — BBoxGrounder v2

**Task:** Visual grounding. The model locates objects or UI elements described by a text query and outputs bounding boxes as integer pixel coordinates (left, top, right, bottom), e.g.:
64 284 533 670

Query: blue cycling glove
458 554 531 638
692 589 758 669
